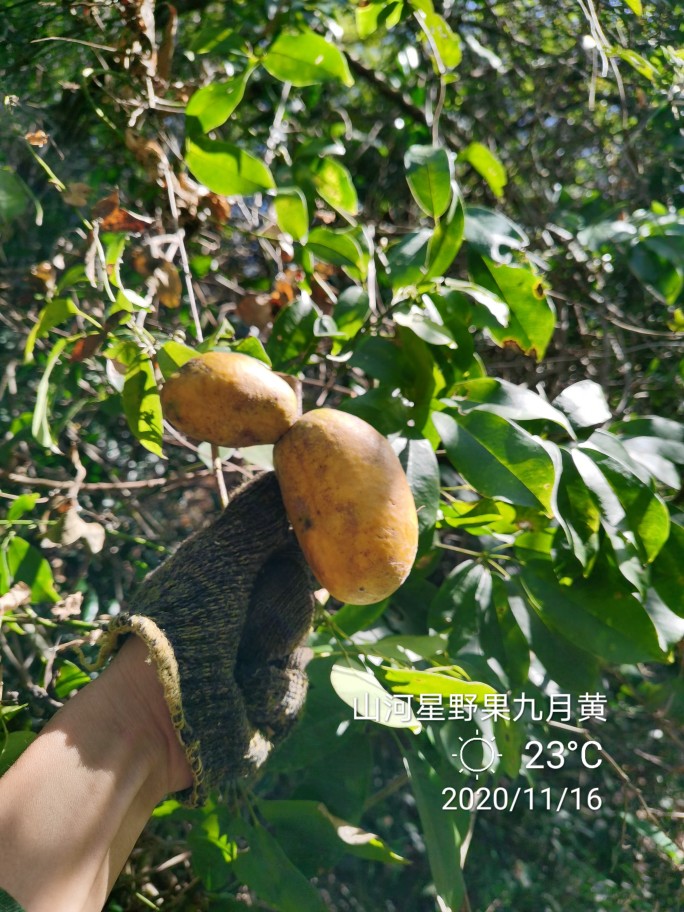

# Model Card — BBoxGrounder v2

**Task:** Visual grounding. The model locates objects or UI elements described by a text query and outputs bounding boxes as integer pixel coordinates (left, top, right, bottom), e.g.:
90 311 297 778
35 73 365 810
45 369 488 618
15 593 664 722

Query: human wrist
104 635 193 798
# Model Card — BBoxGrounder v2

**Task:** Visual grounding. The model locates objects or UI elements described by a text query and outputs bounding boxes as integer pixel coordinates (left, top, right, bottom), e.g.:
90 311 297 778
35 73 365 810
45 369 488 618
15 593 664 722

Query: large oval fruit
274 409 418 604
161 351 298 447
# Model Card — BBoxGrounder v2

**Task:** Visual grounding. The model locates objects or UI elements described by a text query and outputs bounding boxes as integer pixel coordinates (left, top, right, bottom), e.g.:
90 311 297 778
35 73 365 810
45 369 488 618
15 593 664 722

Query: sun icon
452 736 501 779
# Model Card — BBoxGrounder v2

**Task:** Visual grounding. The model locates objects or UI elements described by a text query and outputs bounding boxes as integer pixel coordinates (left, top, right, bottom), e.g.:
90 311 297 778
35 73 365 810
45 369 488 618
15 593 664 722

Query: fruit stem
211 444 229 509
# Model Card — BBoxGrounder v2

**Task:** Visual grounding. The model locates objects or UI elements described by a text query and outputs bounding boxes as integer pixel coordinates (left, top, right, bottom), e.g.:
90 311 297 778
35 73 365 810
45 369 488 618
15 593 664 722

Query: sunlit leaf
262 29 354 87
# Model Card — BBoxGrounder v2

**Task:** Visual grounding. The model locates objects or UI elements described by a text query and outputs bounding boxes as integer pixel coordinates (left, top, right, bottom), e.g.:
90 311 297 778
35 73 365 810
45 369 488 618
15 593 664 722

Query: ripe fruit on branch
274 408 418 605
161 351 299 447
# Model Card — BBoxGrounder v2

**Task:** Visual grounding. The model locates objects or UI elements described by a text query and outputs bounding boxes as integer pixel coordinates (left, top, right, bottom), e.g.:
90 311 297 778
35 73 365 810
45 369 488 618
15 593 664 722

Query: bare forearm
0 637 191 912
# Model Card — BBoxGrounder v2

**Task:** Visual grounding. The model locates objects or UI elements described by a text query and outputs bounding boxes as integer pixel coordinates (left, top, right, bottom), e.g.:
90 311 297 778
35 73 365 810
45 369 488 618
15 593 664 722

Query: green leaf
332 287 370 342
122 355 164 457
267 297 317 368
262 29 354 87
330 598 389 637
479 576 530 689
0 167 30 222
0 731 36 776
53 660 92 698
460 142 507 198
521 562 665 664
157 341 197 380
259 800 406 875
6 494 40 522
433 410 556 512
650 522 684 616
356 0 405 38
555 448 601 570
5 536 59 603
507 582 601 692
403 749 466 912
429 560 490 639
186 137 275 195
553 380 612 429
629 243 683 305
185 69 252 133
464 206 529 261
405 145 453 218
449 377 574 436
385 667 497 701
578 446 670 563
309 157 359 216
623 0 643 14
394 436 440 548
426 183 465 278
415 9 462 70
25 298 81 363
386 229 431 289
306 227 364 273
227 818 329 912
394 303 454 346
230 336 272 365
274 188 309 242
330 664 421 731
32 336 70 449
471 256 555 360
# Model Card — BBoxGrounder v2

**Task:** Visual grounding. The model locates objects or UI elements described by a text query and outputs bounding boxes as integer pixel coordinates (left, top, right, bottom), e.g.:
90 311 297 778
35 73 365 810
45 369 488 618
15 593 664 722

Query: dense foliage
1 1 683 909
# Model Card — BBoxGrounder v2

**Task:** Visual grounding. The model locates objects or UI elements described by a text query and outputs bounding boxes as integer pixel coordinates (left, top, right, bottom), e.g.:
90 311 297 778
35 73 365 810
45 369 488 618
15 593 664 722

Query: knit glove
93 472 315 806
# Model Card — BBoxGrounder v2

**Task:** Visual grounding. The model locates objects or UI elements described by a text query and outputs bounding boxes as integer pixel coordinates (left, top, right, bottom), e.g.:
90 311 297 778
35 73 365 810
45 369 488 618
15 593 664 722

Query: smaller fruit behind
274 409 418 605
161 351 299 447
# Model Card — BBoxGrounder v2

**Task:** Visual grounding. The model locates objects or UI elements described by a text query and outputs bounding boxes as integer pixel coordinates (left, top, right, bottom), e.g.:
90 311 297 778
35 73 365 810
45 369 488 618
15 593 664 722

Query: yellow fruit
161 351 298 447
274 409 418 604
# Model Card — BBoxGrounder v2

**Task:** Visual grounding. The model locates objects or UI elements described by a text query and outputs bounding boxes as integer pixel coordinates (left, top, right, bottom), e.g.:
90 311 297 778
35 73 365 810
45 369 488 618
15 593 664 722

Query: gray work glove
94 472 315 805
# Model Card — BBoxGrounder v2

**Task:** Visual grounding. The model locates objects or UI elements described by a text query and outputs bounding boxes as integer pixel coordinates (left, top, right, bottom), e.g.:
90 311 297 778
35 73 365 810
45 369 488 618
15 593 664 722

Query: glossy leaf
267 297 317 368
651 522 684 617
386 229 431 288
555 448 601 570
430 559 490 639
394 436 440 547
228 818 329 912
479 576 530 689
385 667 497 701
553 379 612 429
464 206 529 261
157 341 197 379
460 142 507 198
25 297 82 362
426 183 465 277
472 255 554 360
186 137 274 195
5 536 59 603
185 69 252 133
356 0 404 38
274 188 309 242
262 29 354 87
0 167 30 222
405 145 452 218
403 749 466 912
330 664 421 731
0 731 36 776
415 9 462 70
309 157 358 216
122 354 164 457
521 562 665 664
434 410 556 512
306 227 364 273
579 445 670 563
449 377 574 436
32 336 70 449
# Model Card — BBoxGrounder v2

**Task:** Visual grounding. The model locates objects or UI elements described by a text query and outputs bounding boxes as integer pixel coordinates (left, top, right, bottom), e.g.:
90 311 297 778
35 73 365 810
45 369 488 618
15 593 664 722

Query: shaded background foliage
1 1 683 910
